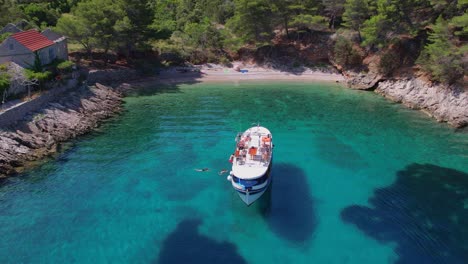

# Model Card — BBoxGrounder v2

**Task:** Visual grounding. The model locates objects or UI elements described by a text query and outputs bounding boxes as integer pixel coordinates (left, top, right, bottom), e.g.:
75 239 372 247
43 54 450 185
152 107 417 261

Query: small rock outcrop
375 78 467 128
0 83 122 177
345 72 383 90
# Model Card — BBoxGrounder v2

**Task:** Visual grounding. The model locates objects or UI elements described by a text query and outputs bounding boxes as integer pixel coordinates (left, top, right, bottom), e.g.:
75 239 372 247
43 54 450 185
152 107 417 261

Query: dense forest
0 0 467 84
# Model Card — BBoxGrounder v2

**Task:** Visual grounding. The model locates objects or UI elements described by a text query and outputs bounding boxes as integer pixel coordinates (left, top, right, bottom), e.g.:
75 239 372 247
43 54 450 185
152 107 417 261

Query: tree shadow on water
258 163 317 244
341 163 468 264
156 219 247 264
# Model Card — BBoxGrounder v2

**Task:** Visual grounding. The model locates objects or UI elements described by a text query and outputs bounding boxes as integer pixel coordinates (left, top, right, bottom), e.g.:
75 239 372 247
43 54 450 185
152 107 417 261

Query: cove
0 81 467 263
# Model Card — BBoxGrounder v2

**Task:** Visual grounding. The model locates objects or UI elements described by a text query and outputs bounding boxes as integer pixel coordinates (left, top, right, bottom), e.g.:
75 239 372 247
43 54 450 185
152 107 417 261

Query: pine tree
417 17 465 84
342 0 370 40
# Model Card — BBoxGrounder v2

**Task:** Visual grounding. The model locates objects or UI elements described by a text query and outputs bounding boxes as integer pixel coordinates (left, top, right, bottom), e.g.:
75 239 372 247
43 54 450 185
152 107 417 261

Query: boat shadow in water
156 219 247 264
341 163 468 264
257 162 317 244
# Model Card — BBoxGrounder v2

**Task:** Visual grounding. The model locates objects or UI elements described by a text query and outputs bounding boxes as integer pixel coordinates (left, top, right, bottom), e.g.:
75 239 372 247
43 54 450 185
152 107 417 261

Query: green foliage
57 60 74 73
0 1 23 27
0 66 10 94
333 36 362 67
55 13 93 54
0 33 12 43
290 15 328 31
450 12 468 38
114 0 155 56
322 0 346 29
20 3 60 27
225 0 274 45
25 69 53 83
378 50 400 76
417 17 465 84
342 0 370 35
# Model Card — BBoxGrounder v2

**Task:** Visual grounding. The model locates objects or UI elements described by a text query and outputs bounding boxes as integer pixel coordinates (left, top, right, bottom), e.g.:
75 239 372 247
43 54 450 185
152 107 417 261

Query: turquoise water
0 81 467 263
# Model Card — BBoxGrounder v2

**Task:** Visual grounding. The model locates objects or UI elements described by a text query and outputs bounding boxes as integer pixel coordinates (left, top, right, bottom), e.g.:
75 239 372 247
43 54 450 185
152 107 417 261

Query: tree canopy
0 0 465 82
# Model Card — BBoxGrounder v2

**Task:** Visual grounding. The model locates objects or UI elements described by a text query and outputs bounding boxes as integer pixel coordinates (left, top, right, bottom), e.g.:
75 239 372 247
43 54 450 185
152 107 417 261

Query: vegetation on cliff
1 0 466 84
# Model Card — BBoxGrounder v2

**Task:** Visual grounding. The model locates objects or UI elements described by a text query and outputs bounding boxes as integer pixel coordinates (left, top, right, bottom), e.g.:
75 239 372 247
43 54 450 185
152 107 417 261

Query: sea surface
0 81 467 263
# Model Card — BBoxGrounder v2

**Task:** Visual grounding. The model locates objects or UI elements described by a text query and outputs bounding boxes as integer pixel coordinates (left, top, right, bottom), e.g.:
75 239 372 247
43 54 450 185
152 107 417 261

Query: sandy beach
134 63 345 85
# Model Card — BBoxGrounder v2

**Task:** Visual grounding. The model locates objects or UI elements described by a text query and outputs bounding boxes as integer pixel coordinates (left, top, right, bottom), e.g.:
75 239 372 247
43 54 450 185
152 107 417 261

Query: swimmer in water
194 168 209 172
218 169 228 175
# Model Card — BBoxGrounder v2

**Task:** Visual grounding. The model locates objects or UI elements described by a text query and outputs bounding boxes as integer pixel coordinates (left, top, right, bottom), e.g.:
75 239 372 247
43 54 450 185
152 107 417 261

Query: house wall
55 39 68 60
42 29 69 61
0 38 35 67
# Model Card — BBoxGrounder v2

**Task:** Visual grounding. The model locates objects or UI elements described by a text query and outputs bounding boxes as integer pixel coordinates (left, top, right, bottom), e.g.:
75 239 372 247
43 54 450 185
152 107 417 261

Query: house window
9 43 14 50
49 48 55 60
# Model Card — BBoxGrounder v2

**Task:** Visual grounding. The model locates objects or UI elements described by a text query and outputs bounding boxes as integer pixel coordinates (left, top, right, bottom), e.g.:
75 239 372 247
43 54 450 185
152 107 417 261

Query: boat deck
232 126 272 169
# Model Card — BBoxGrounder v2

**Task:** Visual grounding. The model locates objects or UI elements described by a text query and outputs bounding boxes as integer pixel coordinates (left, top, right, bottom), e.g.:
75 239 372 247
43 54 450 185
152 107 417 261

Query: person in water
194 168 209 172
218 169 228 175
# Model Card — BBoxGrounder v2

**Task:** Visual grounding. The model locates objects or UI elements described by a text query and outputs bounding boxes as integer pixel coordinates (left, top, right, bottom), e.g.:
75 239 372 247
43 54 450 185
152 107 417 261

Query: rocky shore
0 83 122 177
375 78 467 128
344 71 467 129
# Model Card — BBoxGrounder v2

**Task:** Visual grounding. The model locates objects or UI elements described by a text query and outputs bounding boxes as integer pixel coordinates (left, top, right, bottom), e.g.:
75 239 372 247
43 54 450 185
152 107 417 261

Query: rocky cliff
0 83 122 177
375 78 467 128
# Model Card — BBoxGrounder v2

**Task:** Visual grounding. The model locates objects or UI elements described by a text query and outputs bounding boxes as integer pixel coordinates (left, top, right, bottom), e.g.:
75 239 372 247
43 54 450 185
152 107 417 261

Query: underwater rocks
375 78 467 128
0 83 122 177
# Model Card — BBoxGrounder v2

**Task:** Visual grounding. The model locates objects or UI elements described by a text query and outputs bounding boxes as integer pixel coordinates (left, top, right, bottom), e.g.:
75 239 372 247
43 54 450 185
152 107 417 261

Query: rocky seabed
0 83 122 177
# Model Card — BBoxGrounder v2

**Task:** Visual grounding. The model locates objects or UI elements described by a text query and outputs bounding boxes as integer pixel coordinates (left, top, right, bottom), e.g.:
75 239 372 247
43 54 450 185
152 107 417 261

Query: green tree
342 0 370 40
55 14 94 56
450 11 468 38
417 17 465 84
57 0 124 58
0 0 24 27
226 0 274 45
20 3 60 27
114 0 155 57
322 0 345 29
333 36 362 67
360 0 433 47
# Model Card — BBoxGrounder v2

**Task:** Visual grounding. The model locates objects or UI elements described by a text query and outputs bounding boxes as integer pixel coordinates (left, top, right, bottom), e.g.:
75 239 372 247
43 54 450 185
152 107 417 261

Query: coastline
122 64 467 129
0 83 122 177
152 65 343 84
0 63 466 177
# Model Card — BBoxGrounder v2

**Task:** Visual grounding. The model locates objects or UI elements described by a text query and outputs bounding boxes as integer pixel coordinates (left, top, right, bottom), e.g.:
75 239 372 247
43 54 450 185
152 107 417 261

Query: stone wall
87 68 140 85
0 79 77 128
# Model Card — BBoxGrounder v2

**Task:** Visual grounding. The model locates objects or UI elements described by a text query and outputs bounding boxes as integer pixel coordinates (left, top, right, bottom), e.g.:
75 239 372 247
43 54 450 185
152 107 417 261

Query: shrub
0 33 11 43
0 72 10 95
57 60 74 73
379 50 400 76
333 36 362 68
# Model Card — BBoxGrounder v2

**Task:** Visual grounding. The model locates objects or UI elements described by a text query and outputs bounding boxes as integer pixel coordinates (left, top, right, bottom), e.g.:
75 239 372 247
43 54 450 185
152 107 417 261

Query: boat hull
236 178 271 205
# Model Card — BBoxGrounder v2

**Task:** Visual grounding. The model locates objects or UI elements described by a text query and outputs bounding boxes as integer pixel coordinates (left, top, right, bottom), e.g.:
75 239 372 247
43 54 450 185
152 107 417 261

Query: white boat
227 125 273 205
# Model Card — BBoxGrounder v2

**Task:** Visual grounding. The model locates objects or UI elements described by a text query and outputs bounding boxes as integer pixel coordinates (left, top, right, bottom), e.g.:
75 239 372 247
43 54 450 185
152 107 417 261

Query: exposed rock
345 71 383 90
0 83 122 177
375 78 468 128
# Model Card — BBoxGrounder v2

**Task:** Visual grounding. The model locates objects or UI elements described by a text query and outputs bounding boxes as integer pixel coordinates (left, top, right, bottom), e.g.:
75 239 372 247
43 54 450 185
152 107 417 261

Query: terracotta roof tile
12 29 54 52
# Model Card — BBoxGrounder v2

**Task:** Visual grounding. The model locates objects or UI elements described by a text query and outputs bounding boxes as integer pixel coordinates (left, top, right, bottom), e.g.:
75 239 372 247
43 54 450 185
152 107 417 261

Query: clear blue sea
0 81 467 263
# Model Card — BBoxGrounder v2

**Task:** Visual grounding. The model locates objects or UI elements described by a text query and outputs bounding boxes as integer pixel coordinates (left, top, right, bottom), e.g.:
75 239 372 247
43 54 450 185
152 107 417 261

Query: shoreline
0 83 122 177
123 64 344 88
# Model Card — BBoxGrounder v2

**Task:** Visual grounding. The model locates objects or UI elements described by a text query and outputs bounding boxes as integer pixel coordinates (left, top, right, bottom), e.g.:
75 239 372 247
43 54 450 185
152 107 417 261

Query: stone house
0 29 68 68
0 23 22 35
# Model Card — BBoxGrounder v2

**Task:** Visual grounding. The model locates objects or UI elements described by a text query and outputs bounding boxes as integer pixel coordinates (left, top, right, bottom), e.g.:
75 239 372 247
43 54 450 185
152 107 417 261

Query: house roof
12 29 54 52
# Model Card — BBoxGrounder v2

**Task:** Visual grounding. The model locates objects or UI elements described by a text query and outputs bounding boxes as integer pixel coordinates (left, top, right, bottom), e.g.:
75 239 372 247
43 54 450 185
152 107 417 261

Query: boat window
232 174 268 187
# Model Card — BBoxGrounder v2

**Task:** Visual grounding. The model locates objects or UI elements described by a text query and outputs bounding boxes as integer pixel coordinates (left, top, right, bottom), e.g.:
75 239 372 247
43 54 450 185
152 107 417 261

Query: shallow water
0 81 467 263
